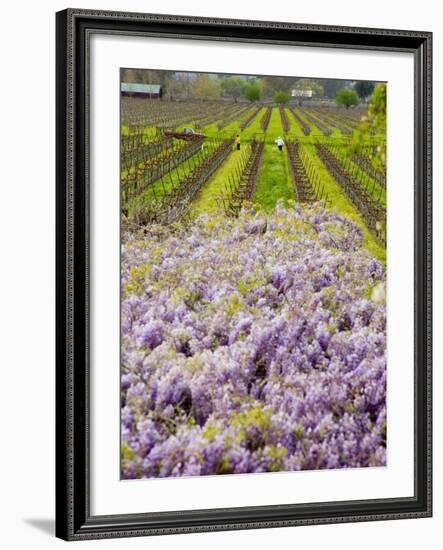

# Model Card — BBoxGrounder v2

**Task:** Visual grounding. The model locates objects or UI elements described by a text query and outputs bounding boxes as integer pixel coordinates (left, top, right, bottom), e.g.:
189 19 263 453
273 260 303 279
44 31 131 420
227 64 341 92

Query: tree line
121 69 376 103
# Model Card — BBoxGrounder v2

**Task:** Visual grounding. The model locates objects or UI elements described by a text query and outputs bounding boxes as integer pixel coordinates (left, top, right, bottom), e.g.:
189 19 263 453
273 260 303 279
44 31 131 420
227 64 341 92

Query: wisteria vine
121 202 386 479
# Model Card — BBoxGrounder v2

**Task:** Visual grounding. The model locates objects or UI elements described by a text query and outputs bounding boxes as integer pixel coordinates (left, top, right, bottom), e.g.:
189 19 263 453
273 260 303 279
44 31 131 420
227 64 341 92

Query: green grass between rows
254 108 295 210
122 107 386 261
302 142 386 262
193 145 252 213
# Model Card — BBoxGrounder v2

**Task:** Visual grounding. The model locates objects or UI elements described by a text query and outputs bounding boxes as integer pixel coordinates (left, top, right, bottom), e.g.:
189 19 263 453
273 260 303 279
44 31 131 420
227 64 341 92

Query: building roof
291 89 313 97
121 83 161 93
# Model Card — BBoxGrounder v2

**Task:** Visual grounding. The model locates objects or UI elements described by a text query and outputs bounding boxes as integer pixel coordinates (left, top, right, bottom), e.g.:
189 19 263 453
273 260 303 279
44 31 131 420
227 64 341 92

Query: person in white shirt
275 136 284 151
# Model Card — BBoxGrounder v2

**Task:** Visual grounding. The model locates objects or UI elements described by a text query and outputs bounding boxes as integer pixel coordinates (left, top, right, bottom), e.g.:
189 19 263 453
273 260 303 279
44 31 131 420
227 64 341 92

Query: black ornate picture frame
55 8 432 541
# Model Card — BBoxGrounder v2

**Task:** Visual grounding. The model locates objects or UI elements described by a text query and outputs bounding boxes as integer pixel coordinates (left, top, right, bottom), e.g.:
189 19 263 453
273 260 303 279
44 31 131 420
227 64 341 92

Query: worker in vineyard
235 134 241 151
276 136 285 151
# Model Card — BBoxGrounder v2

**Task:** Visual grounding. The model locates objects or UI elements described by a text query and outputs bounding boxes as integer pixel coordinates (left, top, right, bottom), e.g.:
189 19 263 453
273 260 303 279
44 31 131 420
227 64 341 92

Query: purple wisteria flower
120 202 387 479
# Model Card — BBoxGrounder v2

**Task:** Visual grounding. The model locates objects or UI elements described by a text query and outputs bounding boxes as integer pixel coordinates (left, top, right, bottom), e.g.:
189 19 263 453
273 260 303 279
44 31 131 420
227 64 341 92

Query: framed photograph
55 8 432 541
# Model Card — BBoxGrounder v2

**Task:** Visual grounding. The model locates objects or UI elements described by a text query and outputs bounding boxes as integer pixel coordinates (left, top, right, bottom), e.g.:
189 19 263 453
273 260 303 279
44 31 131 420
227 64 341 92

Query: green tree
121 68 172 86
220 76 244 102
243 82 261 102
322 79 351 98
351 83 387 170
274 91 290 104
262 76 292 98
192 74 221 99
354 81 375 100
367 83 386 134
166 74 188 99
335 88 359 108
121 68 139 83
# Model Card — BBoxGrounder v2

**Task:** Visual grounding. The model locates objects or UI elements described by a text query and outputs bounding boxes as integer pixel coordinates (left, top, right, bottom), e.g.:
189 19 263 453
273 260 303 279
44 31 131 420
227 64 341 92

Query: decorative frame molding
55 8 432 541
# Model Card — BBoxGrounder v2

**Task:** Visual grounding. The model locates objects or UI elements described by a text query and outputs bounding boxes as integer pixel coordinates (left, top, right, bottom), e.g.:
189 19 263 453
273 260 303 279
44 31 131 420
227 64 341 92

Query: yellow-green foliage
237 277 266 295
265 444 288 471
124 264 152 294
202 423 221 443
217 455 232 474
226 293 248 319
293 419 304 440
231 404 272 439
121 442 134 461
